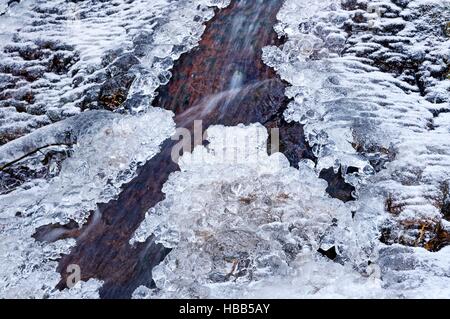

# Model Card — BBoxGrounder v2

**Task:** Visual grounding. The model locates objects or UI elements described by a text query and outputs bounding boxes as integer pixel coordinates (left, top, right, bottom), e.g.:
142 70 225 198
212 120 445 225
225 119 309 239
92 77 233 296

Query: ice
1 0 449 299
1 106 175 222
0 106 175 298
132 124 377 298
0 231 103 299
0 110 116 169
378 245 450 298
0 0 229 299
242 255 387 299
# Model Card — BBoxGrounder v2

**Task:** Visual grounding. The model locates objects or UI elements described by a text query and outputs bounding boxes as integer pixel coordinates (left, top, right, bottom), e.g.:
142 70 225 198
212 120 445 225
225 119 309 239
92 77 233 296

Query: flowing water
35 0 318 298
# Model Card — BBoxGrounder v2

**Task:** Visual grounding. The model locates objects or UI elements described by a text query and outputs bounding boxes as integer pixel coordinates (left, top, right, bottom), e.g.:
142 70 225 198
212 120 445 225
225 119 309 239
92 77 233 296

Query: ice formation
0 107 175 298
0 0 235 298
132 0 450 298
132 121 450 298
132 124 380 298
0 0 229 144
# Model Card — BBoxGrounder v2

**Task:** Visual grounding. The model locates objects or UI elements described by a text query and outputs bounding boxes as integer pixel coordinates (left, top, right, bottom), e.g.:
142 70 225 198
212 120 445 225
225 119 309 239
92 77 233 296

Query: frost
377 245 450 298
129 0 450 299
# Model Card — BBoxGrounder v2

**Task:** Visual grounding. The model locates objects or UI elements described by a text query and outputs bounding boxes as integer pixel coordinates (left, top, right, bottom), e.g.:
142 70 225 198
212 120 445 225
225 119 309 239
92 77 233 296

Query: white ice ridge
0 0 230 143
263 0 450 295
0 107 175 298
0 110 116 169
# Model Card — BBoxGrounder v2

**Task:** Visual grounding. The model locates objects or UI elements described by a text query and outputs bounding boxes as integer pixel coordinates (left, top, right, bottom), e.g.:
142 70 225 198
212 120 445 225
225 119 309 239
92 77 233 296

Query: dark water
35 0 316 299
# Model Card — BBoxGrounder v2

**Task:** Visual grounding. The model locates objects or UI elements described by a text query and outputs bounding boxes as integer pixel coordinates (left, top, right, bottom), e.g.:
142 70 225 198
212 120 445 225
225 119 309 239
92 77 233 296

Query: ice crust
132 122 450 299
262 0 450 296
132 124 379 298
0 107 175 298
0 0 225 298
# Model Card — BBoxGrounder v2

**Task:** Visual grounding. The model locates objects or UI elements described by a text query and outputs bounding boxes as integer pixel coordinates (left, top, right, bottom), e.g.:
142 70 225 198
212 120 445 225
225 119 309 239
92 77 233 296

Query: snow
263 0 450 296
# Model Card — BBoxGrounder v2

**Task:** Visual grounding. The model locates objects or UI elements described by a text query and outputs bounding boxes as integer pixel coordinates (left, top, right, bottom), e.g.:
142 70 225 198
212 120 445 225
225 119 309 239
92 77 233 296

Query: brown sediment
33 0 347 298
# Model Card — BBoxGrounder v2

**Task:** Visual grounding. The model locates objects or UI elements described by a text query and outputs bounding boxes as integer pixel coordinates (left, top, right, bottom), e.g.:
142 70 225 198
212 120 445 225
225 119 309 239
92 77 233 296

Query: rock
101 48 124 68
0 145 70 195
440 183 450 221
444 21 450 37
81 85 102 110
0 130 26 146
98 74 135 111
46 108 64 122
133 31 155 57
319 167 356 202
48 52 77 75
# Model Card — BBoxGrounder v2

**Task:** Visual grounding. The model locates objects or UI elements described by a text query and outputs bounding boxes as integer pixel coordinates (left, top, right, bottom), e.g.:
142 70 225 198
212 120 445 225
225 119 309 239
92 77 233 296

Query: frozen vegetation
0 0 450 299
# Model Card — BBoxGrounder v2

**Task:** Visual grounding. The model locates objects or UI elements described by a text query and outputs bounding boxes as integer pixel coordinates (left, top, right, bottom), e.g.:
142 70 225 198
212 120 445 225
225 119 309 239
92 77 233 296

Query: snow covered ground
0 0 449 299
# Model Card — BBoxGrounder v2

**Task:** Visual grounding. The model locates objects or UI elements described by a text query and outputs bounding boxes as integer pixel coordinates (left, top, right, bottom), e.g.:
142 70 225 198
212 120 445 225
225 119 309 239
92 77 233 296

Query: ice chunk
0 106 175 298
132 124 373 298
0 0 230 141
